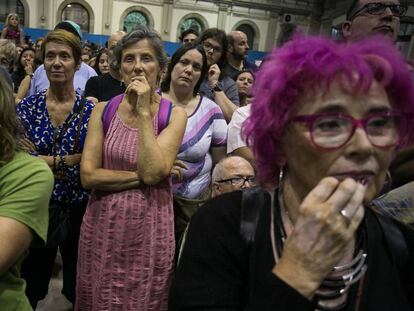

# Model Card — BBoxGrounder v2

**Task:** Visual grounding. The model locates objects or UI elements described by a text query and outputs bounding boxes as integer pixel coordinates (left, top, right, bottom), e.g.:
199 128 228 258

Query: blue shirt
28 62 97 96
17 90 95 204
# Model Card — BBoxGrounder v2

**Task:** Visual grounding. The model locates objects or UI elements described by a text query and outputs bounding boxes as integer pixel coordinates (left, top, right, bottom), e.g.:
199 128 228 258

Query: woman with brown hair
16 29 95 309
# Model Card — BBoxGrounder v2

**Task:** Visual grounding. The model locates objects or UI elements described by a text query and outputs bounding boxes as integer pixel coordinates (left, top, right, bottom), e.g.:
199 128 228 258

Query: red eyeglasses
292 112 406 150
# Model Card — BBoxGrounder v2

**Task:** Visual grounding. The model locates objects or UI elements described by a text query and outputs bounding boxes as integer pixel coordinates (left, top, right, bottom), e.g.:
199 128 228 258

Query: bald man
226 30 257 81
84 30 126 103
212 156 256 197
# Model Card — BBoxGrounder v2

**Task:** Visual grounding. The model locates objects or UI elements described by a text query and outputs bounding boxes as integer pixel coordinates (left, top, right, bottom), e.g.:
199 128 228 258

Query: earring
278 166 285 189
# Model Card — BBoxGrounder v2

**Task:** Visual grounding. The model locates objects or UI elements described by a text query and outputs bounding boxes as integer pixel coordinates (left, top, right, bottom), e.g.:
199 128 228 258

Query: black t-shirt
170 190 414 311
84 73 126 102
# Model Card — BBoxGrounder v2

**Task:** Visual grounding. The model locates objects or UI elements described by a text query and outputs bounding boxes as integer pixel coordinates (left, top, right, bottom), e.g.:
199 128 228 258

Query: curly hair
244 35 414 187
112 26 168 75
0 75 21 165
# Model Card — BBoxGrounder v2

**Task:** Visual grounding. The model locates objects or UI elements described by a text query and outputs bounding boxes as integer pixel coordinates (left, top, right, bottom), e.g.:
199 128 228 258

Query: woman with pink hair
170 35 414 310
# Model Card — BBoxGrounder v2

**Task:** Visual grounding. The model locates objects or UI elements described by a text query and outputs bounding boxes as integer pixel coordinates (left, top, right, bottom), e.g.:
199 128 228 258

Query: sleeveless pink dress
75 112 175 311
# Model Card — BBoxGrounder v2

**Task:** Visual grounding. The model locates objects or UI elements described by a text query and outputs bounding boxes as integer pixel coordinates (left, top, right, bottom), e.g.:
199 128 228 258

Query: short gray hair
212 156 250 183
0 39 16 70
111 26 168 72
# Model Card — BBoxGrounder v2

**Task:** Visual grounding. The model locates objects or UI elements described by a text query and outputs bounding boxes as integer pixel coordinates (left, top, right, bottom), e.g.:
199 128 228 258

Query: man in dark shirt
226 30 257 81
84 31 126 103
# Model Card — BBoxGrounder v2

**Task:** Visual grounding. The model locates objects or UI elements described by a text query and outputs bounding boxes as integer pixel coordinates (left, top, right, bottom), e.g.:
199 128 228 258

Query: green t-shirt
0 152 53 311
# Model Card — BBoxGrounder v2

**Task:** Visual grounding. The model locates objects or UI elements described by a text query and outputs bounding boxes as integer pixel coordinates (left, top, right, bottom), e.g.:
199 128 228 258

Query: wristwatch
211 84 222 93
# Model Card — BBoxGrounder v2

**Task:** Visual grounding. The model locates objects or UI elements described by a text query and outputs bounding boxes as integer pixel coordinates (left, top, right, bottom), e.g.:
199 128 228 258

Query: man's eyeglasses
349 3 408 20
202 41 223 54
292 112 406 150
216 176 256 187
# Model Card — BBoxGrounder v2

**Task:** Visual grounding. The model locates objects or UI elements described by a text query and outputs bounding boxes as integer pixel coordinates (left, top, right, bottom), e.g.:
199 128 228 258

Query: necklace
269 189 367 310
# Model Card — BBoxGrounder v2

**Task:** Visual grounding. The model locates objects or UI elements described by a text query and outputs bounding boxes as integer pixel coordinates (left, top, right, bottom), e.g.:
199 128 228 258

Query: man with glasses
342 0 407 42
212 156 256 197
343 0 414 223
197 28 240 122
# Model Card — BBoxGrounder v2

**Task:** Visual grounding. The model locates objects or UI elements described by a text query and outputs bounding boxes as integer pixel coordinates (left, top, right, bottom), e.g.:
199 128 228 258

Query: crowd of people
1 0 414 310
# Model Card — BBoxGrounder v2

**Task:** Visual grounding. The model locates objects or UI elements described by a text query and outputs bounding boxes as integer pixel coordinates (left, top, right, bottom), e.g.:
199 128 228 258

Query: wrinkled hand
18 138 36 152
274 177 366 297
171 160 187 182
208 64 220 87
64 153 82 166
125 76 152 114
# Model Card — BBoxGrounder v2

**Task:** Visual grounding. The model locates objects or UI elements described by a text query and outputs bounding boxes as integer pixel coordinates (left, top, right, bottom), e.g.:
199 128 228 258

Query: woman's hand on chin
273 177 366 299
125 76 152 115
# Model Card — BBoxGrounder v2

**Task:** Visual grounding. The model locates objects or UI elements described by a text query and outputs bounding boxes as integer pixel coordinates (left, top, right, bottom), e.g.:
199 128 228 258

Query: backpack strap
240 187 266 245
157 97 172 135
102 94 124 135
374 211 409 273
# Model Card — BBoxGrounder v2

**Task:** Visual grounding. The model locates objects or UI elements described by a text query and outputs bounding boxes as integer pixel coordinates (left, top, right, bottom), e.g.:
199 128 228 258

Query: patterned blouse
17 90 95 204
172 96 227 199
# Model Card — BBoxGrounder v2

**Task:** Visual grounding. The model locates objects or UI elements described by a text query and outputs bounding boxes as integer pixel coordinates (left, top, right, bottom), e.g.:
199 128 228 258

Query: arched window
123 11 148 32
62 3 89 33
180 18 203 35
236 24 255 49
0 0 25 26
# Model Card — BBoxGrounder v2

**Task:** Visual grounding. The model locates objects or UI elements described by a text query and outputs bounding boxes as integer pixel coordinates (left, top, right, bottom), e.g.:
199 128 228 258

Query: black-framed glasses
349 3 407 20
292 112 406 150
202 41 223 54
216 176 257 187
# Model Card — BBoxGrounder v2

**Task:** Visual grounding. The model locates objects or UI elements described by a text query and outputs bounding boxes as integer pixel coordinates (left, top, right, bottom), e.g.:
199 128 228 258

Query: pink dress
75 111 175 311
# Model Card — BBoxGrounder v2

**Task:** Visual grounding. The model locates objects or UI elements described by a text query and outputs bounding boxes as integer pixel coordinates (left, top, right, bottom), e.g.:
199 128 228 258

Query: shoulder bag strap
52 97 84 154
374 212 409 273
73 97 86 153
102 94 124 135
158 97 173 135
240 187 265 244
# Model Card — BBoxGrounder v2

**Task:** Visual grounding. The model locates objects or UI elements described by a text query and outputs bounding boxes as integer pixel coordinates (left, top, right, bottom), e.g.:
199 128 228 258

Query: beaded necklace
269 188 367 310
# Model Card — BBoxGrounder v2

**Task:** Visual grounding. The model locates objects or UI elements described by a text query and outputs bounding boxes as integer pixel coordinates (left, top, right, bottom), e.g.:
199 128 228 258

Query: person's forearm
214 92 237 122
86 96 99 104
0 217 33 275
136 113 169 185
16 75 31 102
81 168 140 191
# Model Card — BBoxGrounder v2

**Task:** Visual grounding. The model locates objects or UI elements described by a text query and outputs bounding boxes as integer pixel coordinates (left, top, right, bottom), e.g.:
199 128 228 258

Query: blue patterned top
16 90 95 204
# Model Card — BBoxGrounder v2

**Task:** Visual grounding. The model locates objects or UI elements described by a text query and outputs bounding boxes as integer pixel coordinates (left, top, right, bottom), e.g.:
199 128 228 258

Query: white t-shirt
227 104 251 154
